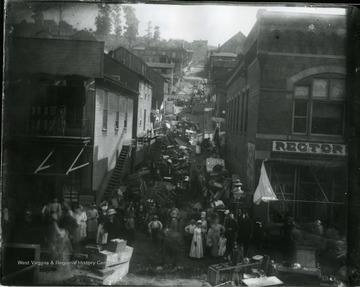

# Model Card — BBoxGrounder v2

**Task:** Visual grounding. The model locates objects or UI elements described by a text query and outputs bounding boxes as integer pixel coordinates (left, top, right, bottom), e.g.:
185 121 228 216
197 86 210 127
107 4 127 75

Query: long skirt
96 223 108 245
189 234 203 258
87 218 98 233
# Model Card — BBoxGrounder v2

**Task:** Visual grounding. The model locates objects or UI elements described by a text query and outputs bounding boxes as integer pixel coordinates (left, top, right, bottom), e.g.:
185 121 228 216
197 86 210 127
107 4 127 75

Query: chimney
217 44 220 53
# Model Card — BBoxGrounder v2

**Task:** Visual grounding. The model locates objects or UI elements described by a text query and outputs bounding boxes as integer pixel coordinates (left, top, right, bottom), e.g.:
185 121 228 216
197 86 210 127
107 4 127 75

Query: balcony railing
27 106 90 138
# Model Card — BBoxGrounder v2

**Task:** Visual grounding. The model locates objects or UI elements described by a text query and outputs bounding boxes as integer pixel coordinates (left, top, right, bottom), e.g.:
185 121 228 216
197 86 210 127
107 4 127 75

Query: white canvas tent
253 161 278 205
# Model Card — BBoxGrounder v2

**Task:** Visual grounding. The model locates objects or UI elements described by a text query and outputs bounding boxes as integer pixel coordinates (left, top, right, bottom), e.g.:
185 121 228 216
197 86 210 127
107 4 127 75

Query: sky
37 3 347 46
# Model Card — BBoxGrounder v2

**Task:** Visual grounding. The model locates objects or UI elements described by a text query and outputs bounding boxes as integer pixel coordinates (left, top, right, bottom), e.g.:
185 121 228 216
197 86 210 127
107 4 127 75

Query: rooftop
146 62 176 69
211 52 237 58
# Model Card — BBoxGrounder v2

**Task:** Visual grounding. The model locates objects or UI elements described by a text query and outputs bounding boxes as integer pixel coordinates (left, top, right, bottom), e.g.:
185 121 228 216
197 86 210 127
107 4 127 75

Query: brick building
225 11 347 229
208 52 241 130
4 36 138 217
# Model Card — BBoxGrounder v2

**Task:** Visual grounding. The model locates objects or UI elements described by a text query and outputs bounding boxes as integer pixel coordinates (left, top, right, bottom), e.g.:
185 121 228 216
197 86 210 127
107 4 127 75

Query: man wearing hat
224 212 239 259
148 215 163 246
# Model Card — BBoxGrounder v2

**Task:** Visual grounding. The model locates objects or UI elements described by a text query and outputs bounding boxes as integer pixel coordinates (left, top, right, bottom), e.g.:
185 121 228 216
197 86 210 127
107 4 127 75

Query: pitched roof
212 52 237 57
146 62 175 69
220 31 246 54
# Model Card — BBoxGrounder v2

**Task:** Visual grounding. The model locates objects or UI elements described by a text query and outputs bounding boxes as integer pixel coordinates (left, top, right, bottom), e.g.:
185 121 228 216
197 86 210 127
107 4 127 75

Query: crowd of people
8 188 266 267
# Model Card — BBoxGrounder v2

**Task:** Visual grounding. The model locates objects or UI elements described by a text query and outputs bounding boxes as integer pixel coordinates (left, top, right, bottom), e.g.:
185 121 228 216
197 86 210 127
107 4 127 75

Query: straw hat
196 220 202 225
106 209 117 216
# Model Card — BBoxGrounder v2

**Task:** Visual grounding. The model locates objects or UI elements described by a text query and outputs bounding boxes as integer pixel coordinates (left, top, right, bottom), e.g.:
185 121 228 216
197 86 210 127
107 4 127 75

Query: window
313 79 328 99
115 95 120 131
293 101 308 133
292 76 345 135
244 89 249 133
103 90 108 130
311 102 344 135
139 108 142 126
124 97 128 129
240 91 245 132
232 97 236 132
143 109 147 131
235 95 240 132
330 79 345 100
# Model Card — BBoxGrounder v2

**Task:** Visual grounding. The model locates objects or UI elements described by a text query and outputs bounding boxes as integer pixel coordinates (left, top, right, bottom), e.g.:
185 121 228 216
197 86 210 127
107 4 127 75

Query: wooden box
207 263 233 286
84 244 102 254
207 262 260 286
296 247 316 268
104 239 127 253
89 246 133 269
87 261 130 285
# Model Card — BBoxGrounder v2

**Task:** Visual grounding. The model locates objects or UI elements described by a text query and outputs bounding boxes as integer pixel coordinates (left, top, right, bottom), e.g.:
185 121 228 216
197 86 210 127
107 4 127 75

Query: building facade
4 36 138 217
225 11 347 230
131 44 192 83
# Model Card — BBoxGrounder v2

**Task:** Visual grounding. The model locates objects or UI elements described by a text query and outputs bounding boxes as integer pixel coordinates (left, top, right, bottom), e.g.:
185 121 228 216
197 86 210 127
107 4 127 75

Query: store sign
272 141 346 156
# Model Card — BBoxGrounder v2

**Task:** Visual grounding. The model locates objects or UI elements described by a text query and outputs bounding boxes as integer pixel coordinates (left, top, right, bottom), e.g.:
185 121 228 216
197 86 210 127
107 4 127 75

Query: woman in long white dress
73 206 87 243
189 221 204 259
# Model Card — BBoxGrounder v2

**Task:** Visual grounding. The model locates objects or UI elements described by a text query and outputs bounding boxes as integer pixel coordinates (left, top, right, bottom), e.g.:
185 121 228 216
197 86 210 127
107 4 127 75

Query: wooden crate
295 247 316 268
89 246 133 269
207 263 232 286
87 261 130 285
207 262 260 286
104 239 127 253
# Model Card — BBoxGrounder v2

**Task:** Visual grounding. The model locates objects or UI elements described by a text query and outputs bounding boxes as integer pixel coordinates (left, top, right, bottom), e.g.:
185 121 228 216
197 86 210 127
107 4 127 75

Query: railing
25 105 90 138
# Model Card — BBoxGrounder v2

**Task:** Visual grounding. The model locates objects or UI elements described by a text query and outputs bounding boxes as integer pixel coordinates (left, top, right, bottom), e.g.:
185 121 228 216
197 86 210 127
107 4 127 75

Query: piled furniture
86 239 133 285
207 262 260 286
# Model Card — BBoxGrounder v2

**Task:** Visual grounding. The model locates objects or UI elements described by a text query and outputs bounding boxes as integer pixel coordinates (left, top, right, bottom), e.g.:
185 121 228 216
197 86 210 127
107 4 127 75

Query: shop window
292 76 345 136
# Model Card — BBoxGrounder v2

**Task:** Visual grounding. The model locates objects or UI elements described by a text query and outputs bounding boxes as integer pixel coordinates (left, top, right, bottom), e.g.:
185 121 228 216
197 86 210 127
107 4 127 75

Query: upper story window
103 90 108 131
292 75 345 136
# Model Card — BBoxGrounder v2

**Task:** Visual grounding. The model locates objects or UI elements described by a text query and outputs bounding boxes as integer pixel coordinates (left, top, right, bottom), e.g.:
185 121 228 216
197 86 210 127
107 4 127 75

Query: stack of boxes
86 239 133 285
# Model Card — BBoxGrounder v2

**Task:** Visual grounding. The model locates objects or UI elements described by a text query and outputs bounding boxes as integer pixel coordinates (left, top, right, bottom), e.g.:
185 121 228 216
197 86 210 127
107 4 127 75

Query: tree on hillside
111 5 122 39
146 21 153 45
153 25 160 41
95 3 111 37
123 5 139 47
